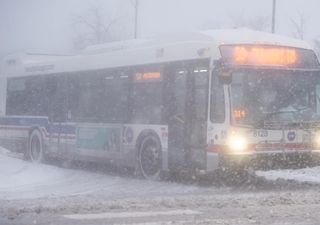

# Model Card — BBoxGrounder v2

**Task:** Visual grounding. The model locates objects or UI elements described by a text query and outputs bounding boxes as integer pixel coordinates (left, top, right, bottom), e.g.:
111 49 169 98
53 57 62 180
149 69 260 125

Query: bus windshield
231 70 320 128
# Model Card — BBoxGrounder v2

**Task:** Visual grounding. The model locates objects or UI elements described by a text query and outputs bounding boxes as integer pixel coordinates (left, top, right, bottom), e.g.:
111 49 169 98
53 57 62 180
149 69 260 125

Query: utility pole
271 0 276 33
134 0 139 39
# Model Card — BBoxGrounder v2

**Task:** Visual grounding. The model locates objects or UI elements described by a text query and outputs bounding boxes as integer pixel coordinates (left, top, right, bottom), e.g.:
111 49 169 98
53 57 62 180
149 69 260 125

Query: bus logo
287 131 296 142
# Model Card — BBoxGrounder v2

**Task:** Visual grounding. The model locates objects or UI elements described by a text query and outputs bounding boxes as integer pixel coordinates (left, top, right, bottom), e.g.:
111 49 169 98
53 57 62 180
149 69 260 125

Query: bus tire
136 135 162 180
28 129 45 163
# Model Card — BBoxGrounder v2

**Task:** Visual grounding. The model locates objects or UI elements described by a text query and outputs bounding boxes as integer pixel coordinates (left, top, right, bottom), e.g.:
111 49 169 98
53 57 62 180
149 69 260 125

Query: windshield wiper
264 106 310 119
255 110 299 129
256 107 314 129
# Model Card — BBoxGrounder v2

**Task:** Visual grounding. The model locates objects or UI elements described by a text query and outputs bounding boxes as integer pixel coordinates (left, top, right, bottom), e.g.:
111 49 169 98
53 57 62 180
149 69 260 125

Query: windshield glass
231 70 320 127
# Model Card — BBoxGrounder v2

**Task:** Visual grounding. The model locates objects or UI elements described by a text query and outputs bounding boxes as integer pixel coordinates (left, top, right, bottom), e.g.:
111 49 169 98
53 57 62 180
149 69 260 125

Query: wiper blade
263 110 296 115
254 110 296 129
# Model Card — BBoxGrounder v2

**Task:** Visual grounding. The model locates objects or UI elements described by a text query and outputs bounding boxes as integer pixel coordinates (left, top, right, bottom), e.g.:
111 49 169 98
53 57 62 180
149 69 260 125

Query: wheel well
29 127 41 137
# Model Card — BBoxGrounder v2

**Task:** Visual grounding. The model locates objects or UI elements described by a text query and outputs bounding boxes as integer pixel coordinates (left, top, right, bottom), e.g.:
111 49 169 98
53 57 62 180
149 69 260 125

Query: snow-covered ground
0 147 199 200
2 147 320 224
257 167 320 184
2 146 320 201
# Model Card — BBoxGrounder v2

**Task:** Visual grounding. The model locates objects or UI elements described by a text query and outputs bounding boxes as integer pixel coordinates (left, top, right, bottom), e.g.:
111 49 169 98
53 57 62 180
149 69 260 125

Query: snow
2 146 320 224
0 147 199 200
257 167 320 184
2 144 320 203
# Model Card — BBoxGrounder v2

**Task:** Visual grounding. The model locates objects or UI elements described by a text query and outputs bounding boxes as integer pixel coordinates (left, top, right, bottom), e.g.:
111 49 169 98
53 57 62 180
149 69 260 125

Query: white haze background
1 0 320 58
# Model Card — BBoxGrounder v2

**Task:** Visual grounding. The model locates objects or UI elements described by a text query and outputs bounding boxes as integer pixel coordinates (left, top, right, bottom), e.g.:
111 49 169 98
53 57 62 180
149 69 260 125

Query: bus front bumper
206 150 320 172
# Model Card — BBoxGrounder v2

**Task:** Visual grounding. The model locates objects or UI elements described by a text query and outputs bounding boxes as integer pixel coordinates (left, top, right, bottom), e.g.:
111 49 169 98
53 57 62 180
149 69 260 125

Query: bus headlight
227 135 248 153
314 132 320 148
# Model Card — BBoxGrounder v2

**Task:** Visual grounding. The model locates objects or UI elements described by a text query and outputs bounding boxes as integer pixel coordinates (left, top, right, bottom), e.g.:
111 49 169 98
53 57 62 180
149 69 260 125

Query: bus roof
1 29 314 77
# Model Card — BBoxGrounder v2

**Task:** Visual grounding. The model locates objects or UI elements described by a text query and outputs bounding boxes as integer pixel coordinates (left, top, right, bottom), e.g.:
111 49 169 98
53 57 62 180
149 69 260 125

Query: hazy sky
1 0 320 58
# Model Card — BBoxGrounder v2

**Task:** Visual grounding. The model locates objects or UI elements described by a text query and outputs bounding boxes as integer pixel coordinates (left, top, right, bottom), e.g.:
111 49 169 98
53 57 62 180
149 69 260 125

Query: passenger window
210 72 225 123
69 70 130 123
130 69 163 124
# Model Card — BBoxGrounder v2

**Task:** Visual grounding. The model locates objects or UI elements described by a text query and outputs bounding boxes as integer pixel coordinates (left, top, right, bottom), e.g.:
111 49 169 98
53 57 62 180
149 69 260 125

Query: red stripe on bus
0 126 30 131
207 143 312 153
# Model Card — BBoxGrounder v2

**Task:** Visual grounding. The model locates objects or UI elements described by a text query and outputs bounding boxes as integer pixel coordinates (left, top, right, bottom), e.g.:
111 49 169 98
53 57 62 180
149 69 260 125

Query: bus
1 29 320 179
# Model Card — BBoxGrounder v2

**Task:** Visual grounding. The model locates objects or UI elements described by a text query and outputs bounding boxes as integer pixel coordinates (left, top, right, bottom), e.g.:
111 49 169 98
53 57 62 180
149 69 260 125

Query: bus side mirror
217 71 232 84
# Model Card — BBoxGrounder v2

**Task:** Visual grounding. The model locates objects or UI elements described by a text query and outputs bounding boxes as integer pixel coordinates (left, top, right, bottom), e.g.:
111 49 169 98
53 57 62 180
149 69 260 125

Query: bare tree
71 4 122 50
290 12 307 40
229 14 270 32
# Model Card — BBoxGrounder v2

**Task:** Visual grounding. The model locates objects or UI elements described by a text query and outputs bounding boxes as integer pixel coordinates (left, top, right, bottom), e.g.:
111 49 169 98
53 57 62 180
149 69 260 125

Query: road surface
1 148 320 225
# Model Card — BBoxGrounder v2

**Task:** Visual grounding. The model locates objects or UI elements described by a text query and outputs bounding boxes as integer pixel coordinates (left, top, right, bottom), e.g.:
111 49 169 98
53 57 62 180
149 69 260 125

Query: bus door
165 66 188 170
165 63 208 171
187 65 208 170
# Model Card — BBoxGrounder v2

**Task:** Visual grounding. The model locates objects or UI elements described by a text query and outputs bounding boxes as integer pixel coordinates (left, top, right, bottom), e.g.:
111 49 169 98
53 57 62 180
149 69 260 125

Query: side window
67 74 80 121
6 76 49 116
46 75 68 122
130 69 162 124
68 70 129 123
71 72 105 122
210 72 225 123
6 78 27 115
103 71 130 123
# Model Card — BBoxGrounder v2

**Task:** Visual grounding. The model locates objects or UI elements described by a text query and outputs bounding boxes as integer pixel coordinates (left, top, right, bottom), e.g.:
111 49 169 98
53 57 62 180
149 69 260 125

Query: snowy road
0 148 200 200
1 147 320 224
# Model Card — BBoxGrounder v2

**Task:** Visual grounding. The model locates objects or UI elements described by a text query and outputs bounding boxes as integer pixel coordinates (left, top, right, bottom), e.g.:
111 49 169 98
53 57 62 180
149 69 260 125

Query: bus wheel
137 135 162 180
28 129 45 163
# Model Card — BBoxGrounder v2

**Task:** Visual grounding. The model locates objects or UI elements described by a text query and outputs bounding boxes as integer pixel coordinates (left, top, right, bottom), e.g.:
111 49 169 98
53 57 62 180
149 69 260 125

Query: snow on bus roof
83 39 150 54
83 29 312 54
1 29 314 77
143 28 312 50
200 29 311 49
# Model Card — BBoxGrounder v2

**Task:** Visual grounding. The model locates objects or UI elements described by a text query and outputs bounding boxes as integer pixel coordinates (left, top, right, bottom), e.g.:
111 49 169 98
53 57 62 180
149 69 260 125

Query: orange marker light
134 72 161 81
143 72 161 79
233 109 246 119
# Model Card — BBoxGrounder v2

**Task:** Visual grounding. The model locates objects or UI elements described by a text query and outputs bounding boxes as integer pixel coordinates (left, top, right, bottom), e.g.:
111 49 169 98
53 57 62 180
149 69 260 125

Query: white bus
1 29 320 179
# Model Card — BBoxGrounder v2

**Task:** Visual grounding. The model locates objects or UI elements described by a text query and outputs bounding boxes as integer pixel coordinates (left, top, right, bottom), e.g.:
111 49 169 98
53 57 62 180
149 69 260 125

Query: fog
1 0 320 58
3 1 320 224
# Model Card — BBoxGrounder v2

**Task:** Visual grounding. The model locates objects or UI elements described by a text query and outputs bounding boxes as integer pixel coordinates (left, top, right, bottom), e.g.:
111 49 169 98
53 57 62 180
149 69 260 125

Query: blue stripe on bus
0 116 76 135
47 124 76 134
